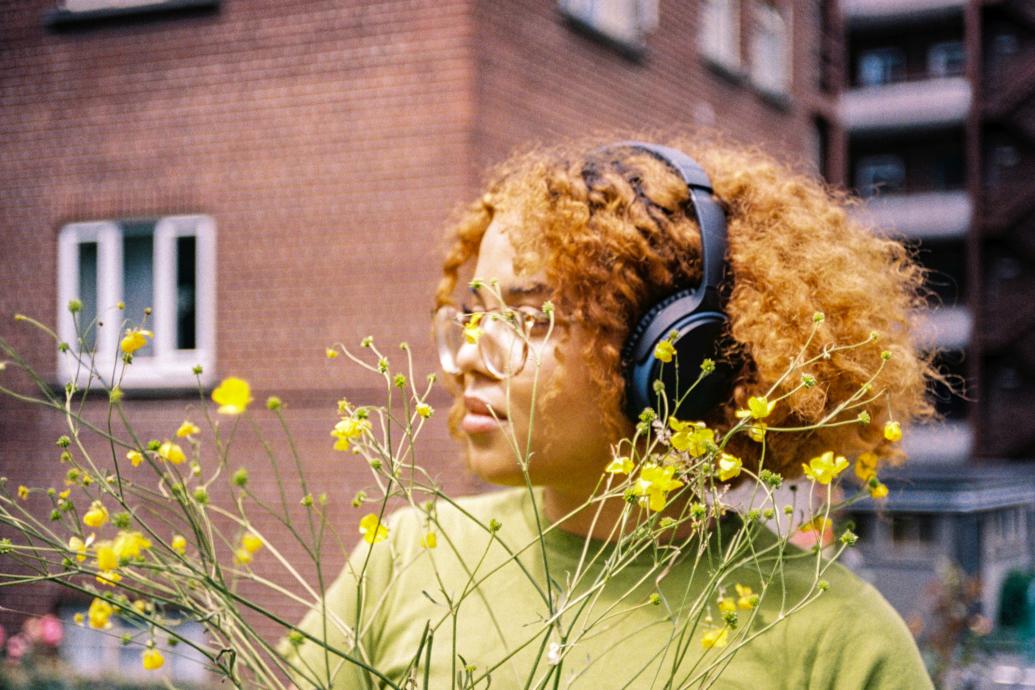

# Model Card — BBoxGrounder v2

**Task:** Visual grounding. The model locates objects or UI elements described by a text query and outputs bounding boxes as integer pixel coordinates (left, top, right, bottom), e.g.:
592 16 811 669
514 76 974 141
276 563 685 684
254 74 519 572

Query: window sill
702 54 747 86
752 82 792 111
559 10 647 63
44 0 218 29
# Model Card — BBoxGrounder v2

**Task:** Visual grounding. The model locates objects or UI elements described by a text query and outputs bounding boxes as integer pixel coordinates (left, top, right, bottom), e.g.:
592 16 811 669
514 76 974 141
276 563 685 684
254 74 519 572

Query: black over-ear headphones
602 141 736 422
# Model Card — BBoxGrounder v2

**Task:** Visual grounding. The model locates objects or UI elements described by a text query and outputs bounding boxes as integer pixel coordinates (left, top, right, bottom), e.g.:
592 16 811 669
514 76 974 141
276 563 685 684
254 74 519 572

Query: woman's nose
454 337 488 377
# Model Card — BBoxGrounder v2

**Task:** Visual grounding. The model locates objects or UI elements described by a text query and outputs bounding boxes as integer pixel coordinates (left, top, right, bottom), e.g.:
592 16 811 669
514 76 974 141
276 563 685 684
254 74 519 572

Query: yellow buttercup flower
325 347 339 359
421 531 437 549
96 569 121 586
718 597 736 614
120 328 153 355
736 395 776 420
735 584 757 610
883 421 902 442
748 423 767 443
800 516 833 533
73 612 84 626
331 417 371 452
701 626 729 650
854 452 879 482
158 441 186 465
68 534 93 562
631 463 684 513
126 449 144 467
869 481 889 500
359 513 389 544
88 597 113 629
717 453 743 482
59 488 71 500
234 548 253 566
95 541 118 571
170 534 187 554
176 421 200 438
669 419 715 458
604 456 634 475
142 647 165 671
463 312 483 345
653 340 676 363
17 485 29 500
801 451 849 485
83 500 109 528
211 377 253 415
416 402 434 419
113 531 152 561
241 532 263 554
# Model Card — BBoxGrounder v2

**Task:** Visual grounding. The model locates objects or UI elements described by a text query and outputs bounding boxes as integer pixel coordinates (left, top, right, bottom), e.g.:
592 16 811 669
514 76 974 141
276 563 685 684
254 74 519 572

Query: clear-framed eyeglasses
433 304 553 379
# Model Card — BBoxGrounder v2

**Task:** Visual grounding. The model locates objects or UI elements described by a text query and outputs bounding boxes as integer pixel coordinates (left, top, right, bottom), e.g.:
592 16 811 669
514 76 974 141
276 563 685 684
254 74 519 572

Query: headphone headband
603 141 728 304
594 141 734 420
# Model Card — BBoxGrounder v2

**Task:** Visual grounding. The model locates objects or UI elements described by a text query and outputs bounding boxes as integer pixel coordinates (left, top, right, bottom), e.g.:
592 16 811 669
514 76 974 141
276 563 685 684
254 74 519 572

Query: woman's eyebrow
468 282 550 303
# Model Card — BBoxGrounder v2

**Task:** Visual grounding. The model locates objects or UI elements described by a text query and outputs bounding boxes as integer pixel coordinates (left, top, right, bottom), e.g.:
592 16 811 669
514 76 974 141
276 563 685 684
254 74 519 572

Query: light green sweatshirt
279 488 932 689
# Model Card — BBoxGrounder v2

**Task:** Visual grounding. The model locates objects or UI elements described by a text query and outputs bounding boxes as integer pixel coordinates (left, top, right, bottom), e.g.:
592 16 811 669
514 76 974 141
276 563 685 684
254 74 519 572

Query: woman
282 137 935 688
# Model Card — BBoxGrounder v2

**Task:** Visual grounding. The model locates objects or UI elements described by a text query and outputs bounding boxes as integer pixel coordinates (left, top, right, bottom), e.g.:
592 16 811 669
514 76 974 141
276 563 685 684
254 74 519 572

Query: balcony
841 0 966 27
841 77 971 134
853 191 971 239
915 305 972 351
902 421 973 464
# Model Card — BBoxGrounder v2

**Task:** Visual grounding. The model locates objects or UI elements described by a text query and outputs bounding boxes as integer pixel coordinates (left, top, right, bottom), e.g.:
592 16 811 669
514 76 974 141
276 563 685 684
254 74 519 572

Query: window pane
78 242 98 351
177 236 197 350
123 223 155 357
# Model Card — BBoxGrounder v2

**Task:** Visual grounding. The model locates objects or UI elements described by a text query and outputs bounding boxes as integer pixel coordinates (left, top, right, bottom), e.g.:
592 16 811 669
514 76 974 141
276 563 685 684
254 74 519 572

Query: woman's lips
462 395 507 434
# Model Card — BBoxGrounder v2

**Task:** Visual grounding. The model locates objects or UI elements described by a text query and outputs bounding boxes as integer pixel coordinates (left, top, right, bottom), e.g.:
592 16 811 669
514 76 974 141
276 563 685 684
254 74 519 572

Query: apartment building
836 0 1035 634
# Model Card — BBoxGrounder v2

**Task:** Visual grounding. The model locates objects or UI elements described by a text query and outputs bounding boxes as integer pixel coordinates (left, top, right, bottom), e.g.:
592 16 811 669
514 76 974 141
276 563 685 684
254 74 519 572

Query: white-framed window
857 47 906 86
57 215 216 390
928 40 966 78
559 0 659 48
700 0 741 69
749 1 790 94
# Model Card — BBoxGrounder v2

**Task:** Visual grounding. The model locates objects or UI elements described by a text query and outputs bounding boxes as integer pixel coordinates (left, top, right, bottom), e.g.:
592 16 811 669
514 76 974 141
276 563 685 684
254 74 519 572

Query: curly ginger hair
435 135 935 479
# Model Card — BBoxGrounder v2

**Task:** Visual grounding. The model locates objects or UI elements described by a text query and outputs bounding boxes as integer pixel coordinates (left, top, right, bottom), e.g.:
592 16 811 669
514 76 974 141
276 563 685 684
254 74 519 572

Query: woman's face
455 213 622 496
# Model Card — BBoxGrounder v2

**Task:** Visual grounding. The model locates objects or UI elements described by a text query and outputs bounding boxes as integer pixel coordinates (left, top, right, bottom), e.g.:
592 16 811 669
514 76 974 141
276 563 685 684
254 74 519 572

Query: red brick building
0 0 830 681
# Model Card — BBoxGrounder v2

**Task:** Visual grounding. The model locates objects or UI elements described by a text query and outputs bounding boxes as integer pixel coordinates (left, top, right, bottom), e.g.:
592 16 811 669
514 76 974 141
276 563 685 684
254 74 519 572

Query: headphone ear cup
624 309 734 421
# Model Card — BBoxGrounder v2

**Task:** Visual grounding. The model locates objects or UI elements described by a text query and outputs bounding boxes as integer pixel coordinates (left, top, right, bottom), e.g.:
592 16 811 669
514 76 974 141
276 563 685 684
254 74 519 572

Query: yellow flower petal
158 441 186 465
421 531 437 549
17 485 29 501
88 597 113 629
653 340 676 363
869 481 889 500
83 500 109 528
854 452 879 482
170 534 187 555
717 453 742 482
142 648 165 671
176 421 200 438
126 450 144 467
241 532 263 554
883 421 903 442
359 513 389 544
211 377 253 415
701 626 729 650
120 329 153 355
604 456 634 475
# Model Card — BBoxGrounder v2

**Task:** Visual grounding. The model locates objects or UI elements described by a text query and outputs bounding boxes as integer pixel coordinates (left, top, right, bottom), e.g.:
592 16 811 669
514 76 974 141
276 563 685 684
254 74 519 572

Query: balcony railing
853 191 971 240
841 77 971 133
842 0 966 26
